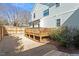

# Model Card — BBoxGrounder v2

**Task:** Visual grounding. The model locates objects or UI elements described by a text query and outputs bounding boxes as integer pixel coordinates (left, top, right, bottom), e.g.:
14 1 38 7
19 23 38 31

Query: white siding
40 3 79 28
31 4 48 21
63 8 79 29
40 16 56 28
40 10 75 28
31 3 79 28
49 3 79 16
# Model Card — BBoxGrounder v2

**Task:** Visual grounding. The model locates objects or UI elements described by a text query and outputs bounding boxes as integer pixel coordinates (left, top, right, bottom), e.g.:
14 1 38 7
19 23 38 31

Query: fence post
16 27 17 35
1 26 3 40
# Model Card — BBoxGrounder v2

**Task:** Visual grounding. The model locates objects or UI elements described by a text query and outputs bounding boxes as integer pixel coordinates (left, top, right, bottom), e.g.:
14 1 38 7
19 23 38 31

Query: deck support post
29 35 30 38
25 34 27 37
26 34 29 37
33 35 35 40
40 36 42 42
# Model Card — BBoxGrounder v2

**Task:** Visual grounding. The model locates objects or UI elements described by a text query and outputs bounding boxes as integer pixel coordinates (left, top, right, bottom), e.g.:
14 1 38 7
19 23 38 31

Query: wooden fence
0 26 25 40
0 26 3 40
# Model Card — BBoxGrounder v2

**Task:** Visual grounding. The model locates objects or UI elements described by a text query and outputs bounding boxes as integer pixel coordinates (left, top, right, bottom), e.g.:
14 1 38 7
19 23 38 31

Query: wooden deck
25 28 53 42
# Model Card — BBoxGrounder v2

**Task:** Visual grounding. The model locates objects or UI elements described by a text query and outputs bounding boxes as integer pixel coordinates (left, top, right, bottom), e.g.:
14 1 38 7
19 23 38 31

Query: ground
0 34 79 56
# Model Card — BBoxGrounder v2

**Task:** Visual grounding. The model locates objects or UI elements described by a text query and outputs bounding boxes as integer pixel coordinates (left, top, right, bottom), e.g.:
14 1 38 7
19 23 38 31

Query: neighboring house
29 3 79 29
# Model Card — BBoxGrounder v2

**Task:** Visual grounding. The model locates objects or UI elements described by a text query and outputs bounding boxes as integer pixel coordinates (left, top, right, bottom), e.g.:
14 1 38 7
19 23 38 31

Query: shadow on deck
11 43 58 56
9 41 71 56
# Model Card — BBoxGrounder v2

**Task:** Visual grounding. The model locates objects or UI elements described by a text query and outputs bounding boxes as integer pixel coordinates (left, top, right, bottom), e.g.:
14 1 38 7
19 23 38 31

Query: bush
73 30 79 48
49 27 79 48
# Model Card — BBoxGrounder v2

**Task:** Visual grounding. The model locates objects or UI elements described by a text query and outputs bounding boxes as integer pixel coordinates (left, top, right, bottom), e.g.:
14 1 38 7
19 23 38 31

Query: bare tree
0 4 30 27
16 10 30 27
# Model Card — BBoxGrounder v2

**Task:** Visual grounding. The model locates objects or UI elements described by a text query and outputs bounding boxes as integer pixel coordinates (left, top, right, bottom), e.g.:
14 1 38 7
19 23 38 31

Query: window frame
43 9 49 17
33 13 35 19
56 19 61 27
56 3 60 7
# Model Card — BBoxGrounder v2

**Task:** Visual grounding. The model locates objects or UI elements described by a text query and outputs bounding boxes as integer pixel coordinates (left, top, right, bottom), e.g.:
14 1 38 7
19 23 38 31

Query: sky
0 3 35 21
0 3 35 12
11 3 35 12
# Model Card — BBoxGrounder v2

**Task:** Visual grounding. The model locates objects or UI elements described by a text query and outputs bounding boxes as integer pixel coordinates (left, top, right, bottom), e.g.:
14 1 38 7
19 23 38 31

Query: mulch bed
48 40 79 54
48 40 76 54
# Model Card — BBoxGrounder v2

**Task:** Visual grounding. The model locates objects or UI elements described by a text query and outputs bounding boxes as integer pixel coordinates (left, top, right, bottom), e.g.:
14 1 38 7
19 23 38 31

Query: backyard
0 33 69 56
0 3 79 56
0 26 79 56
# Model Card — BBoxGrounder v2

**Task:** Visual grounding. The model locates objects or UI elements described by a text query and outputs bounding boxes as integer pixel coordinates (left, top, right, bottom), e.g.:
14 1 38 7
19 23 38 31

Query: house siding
31 4 49 21
63 8 79 29
31 3 79 28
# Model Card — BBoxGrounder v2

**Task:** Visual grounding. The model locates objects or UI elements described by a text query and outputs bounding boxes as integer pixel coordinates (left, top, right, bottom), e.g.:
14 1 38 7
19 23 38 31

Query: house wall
40 10 74 28
40 3 79 28
31 3 49 21
31 3 79 28
49 3 79 27
63 8 79 29
49 3 79 16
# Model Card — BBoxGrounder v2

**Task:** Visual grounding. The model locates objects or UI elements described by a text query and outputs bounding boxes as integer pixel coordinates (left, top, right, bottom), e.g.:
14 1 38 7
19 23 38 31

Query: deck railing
25 27 55 42
25 28 51 36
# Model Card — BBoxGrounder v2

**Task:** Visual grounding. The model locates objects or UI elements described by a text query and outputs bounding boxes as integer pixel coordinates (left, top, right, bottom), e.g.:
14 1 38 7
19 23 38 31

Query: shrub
73 30 79 48
49 27 79 48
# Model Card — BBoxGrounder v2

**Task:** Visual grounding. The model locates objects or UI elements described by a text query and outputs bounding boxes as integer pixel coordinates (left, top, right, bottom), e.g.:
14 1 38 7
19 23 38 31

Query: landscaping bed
49 26 79 54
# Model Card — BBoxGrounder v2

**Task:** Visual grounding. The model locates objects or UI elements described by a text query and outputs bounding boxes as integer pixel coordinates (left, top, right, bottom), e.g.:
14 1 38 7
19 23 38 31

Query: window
56 3 60 7
57 19 61 27
43 9 49 16
33 13 35 18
